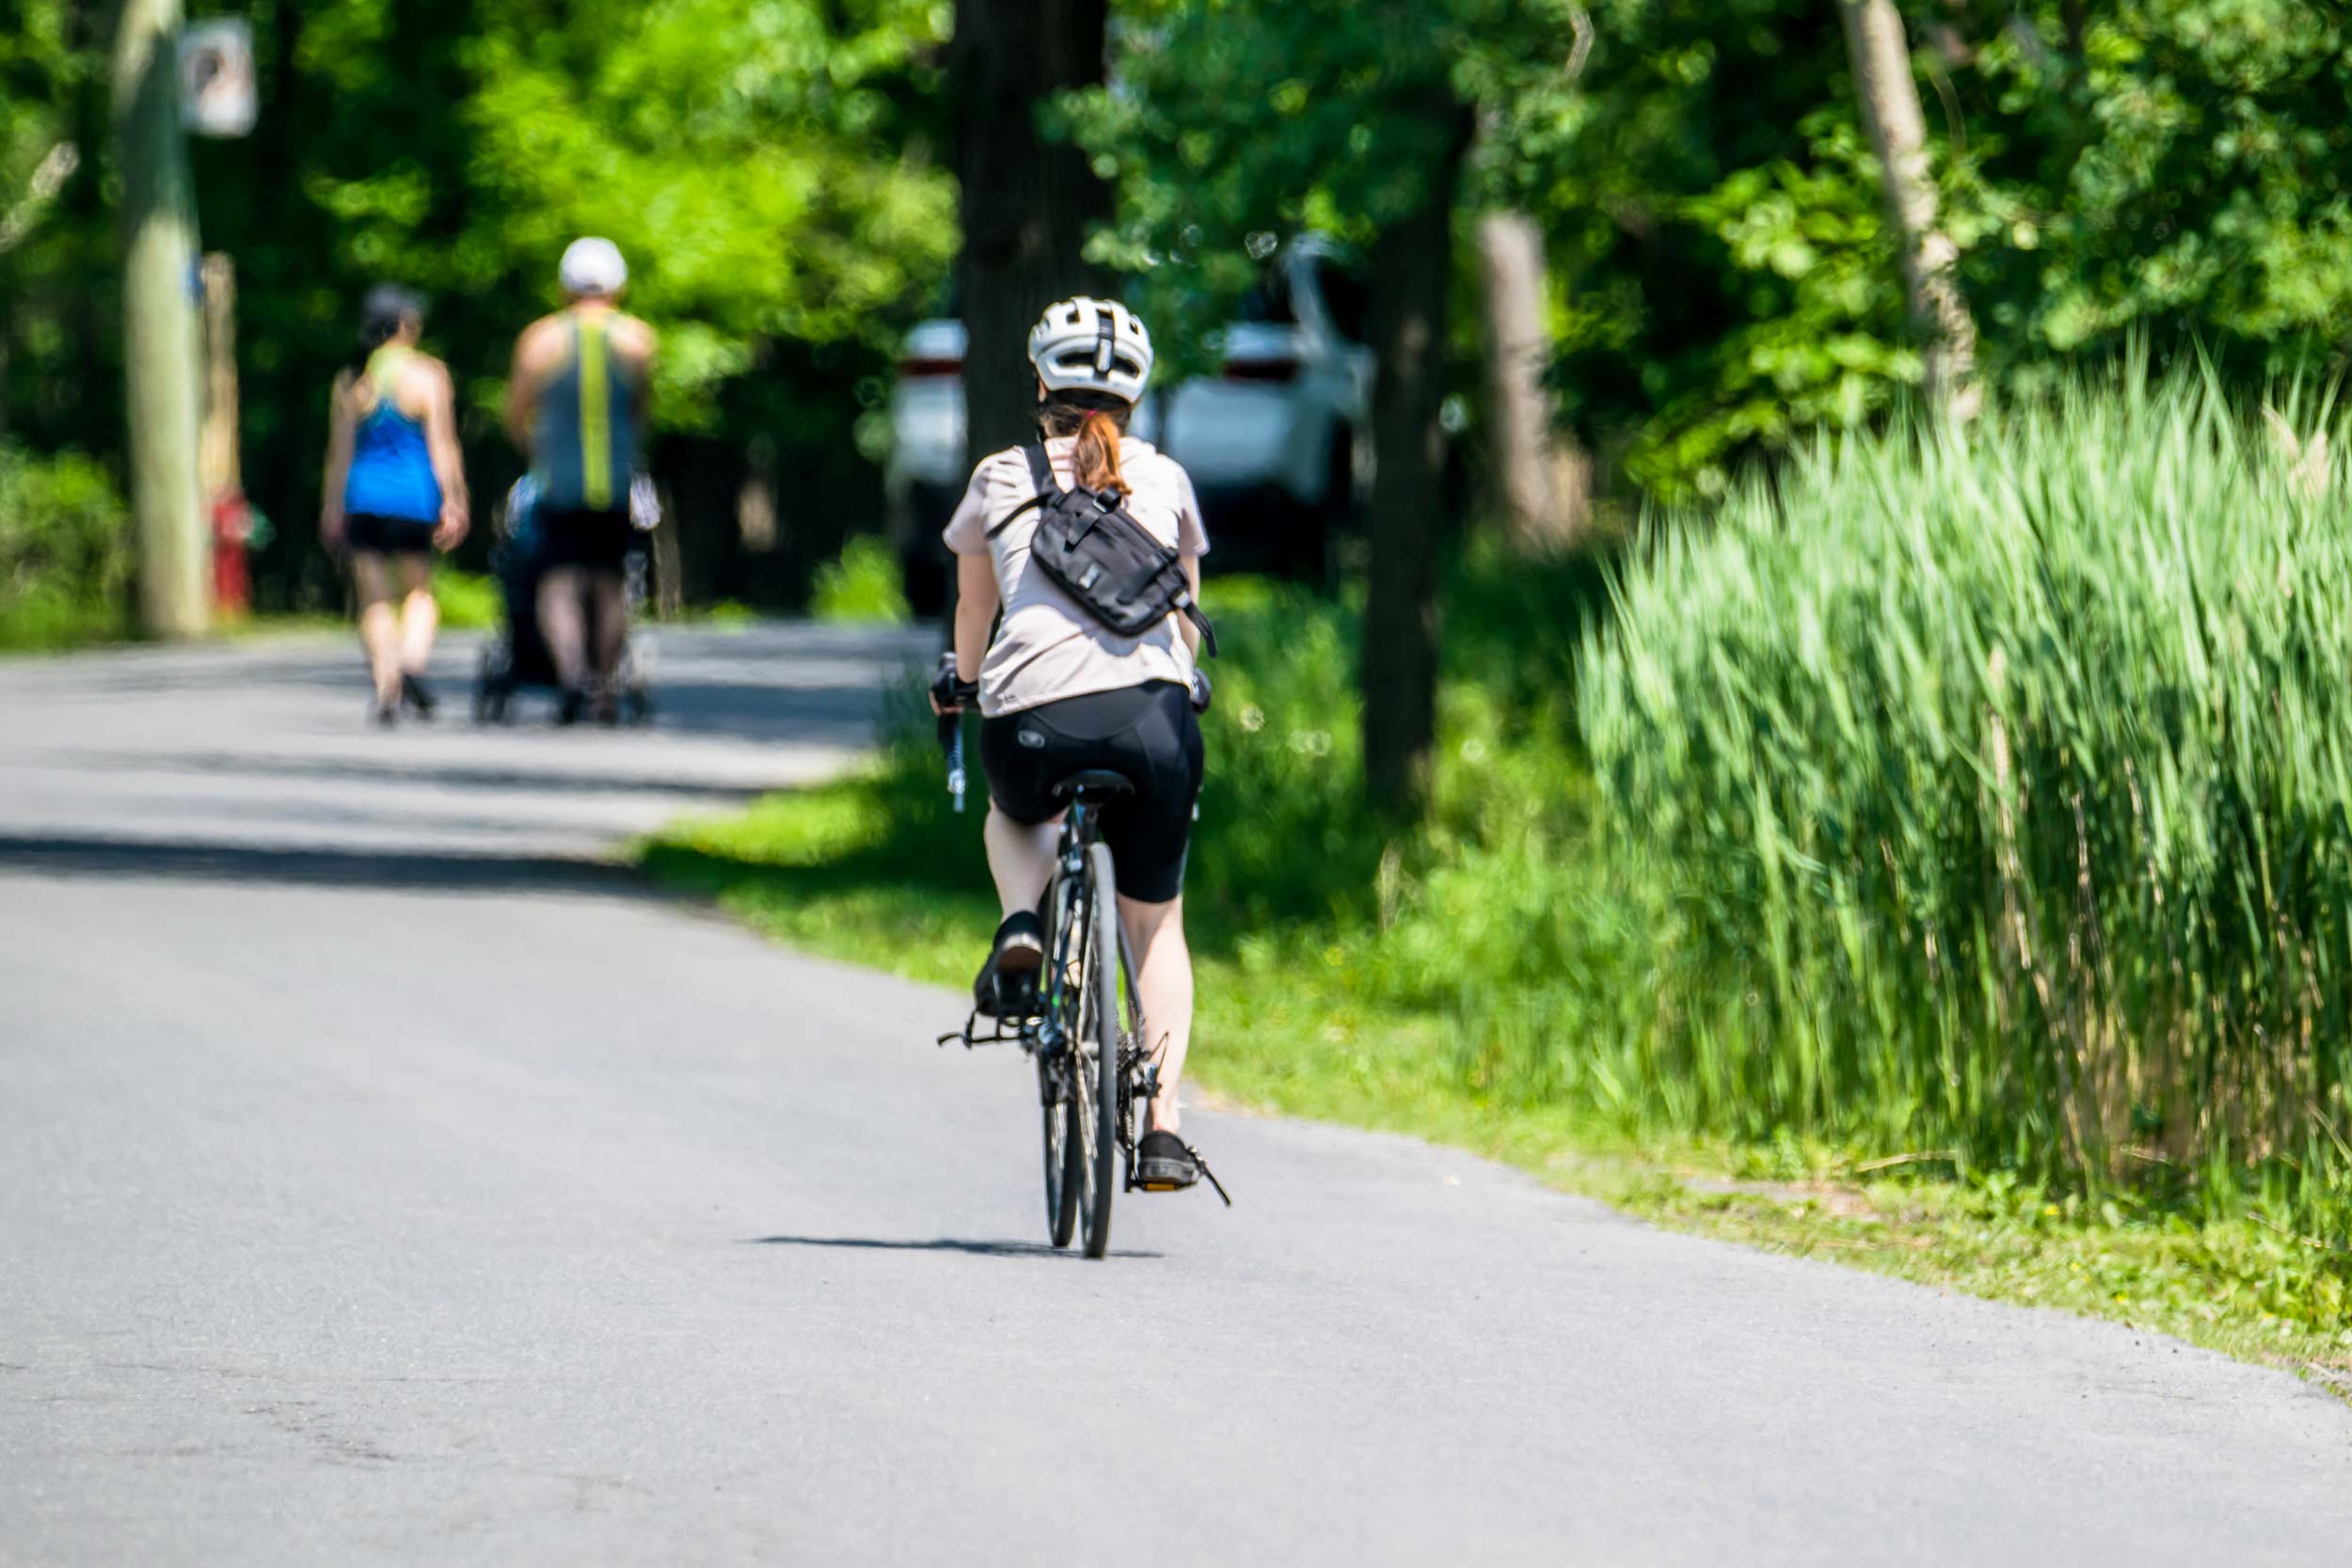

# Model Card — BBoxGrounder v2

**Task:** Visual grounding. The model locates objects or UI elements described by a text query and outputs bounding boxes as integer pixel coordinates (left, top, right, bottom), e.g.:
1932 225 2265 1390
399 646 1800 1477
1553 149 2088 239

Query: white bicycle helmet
1026 296 1154 403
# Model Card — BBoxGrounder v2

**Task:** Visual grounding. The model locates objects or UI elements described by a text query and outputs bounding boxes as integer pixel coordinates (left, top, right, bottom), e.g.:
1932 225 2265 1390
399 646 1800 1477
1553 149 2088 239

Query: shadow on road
0 833 660 899
63 750 776 803
745 1234 1162 1260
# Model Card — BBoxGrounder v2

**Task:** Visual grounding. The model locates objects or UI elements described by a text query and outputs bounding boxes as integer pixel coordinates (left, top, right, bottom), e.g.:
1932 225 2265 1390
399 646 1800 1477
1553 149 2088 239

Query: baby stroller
473 475 657 725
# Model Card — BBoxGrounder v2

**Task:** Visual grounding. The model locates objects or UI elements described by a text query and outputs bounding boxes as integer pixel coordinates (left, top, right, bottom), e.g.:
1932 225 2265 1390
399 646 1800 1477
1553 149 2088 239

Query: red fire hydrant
211 490 252 617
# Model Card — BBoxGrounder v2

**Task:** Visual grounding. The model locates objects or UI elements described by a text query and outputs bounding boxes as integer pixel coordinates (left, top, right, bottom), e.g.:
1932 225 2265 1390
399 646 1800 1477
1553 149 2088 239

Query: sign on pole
179 20 256 138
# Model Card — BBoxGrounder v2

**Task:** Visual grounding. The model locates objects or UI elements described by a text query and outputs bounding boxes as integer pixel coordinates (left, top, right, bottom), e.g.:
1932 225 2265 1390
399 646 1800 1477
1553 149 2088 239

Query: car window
1312 261 1371 343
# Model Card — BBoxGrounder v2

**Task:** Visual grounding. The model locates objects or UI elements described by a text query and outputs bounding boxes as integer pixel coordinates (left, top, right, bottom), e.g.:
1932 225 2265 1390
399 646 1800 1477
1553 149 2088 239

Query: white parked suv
883 236 1371 611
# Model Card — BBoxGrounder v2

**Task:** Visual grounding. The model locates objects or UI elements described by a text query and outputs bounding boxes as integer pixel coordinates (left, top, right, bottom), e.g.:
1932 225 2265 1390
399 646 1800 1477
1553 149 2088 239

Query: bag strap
1176 594 1218 659
986 444 1061 540
1020 441 1057 494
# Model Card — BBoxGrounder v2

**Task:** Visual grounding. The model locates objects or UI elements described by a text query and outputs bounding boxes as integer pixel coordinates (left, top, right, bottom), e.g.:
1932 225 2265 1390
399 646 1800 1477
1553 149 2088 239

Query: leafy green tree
1522 1 2352 496
1070 0 1584 814
1 0 119 456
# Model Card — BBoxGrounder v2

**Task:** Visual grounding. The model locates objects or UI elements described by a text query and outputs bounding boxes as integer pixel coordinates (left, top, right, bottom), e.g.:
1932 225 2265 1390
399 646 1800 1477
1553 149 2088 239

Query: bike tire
1041 878 1082 1250
1078 843 1123 1259
1042 1091 1078 1249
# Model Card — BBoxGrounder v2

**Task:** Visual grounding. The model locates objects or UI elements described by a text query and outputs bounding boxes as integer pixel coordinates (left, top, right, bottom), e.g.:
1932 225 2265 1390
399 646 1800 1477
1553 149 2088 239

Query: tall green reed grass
1578 366 2352 1221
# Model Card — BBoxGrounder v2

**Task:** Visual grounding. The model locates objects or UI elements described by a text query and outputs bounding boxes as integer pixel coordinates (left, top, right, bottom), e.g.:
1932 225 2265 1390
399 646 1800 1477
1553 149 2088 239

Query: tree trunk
2060 0 2087 56
1836 0 1980 421
1474 209 1588 554
1362 117 1470 817
113 0 210 637
950 0 1110 465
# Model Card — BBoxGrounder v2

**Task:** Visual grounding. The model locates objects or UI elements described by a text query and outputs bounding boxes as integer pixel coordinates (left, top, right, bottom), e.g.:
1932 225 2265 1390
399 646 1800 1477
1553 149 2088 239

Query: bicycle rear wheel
1041 1074 1078 1249
1077 843 1123 1259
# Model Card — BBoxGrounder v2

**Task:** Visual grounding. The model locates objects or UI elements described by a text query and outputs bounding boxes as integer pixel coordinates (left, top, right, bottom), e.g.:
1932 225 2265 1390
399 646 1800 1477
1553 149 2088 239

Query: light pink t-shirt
944 436 1210 718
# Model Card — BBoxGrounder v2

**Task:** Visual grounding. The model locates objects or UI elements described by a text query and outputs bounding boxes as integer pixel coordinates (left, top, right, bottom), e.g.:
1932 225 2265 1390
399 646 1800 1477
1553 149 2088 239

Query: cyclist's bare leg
982 803 1058 918
536 564 590 689
1119 893 1192 1134
396 554 437 677
350 552 401 706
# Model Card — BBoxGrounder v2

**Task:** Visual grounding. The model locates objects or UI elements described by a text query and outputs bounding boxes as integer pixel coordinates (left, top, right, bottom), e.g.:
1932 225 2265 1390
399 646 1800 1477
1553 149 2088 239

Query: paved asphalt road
6 626 2352 1566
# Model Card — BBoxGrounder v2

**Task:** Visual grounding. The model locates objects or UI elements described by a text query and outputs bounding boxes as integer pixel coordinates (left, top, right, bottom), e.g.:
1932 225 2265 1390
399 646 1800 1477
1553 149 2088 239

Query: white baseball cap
559 237 628 297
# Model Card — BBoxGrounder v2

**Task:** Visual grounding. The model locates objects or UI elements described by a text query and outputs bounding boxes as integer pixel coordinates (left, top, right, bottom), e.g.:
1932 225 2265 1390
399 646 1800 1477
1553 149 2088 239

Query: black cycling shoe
556 686 590 726
972 911 1046 1019
400 672 437 719
1135 1130 1200 1192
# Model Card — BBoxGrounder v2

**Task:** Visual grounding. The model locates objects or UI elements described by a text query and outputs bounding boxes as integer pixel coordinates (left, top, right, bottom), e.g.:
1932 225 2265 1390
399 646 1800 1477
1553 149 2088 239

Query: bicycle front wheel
1078 842 1123 1259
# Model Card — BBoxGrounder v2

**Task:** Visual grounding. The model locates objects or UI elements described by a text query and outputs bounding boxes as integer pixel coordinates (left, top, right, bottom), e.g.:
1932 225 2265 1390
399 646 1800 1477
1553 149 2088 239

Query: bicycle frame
939 797 1147 1164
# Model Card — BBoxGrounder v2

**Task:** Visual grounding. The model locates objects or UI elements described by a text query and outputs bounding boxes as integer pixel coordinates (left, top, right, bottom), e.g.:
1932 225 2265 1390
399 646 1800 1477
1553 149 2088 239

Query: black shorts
540 507 636 572
980 681 1203 903
345 513 436 557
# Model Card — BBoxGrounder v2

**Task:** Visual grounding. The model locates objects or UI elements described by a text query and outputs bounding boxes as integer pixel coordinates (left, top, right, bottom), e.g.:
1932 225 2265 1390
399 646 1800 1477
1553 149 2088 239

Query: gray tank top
532 313 640 512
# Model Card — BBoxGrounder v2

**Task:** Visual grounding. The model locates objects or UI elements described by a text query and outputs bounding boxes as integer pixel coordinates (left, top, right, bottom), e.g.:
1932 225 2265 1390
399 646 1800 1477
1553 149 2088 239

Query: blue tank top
342 347 442 521
532 313 640 513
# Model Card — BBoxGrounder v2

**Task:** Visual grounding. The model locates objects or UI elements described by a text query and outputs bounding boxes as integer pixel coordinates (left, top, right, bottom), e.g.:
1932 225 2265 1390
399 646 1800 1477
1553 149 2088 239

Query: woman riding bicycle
930 297 1211 1192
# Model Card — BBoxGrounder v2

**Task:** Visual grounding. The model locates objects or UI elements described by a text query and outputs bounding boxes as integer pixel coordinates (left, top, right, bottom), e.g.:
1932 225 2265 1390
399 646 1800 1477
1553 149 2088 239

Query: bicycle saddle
1052 768 1135 802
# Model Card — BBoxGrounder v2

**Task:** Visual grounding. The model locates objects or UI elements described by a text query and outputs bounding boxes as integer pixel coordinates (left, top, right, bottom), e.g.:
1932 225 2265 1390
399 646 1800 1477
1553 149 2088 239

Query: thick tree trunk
950 0 1110 465
1836 0 1980 421
1362 119 1470 817
1474 209 1588 554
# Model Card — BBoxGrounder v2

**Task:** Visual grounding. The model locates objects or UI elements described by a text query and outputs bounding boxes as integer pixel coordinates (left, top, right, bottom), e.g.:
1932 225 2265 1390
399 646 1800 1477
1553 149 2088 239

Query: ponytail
1073 410 1128 497
1038 388 1134 495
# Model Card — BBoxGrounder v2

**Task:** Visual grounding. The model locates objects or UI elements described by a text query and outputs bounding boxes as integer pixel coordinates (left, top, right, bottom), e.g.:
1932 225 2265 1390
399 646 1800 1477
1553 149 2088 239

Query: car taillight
1222 356 1298 384
899 356 962 379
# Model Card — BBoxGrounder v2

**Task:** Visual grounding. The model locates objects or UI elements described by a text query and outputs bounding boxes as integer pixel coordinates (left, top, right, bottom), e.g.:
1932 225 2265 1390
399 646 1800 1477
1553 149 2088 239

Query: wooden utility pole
1474 210 1589 554
198 252 238 498
1837 0 1979 421
112 0 209 636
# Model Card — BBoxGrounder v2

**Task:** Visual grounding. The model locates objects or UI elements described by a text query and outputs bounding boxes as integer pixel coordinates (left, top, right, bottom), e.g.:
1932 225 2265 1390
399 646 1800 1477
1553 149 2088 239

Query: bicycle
936 673 1229 1259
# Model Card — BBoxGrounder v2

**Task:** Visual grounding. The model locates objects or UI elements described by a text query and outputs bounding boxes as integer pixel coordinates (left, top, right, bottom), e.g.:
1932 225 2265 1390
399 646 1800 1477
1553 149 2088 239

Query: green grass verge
643 761 2352 1387
0 595 129 653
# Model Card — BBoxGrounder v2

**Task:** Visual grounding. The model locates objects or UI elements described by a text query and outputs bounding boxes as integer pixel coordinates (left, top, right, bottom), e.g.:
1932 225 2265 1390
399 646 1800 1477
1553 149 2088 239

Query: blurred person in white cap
504 236 658 724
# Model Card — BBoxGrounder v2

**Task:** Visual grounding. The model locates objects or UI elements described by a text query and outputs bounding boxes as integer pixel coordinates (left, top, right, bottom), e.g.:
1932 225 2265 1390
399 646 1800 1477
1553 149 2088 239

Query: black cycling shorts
540 507 637 573
980 680 1203 904
344 513 436 557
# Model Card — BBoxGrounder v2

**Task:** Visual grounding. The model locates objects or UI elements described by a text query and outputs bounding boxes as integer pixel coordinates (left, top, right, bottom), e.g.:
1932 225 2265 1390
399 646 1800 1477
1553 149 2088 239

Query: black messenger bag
988 444 1217 657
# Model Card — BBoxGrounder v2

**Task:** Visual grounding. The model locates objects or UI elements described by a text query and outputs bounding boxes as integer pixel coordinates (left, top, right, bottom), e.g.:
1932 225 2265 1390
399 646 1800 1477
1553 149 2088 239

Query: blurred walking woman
321 285 469 724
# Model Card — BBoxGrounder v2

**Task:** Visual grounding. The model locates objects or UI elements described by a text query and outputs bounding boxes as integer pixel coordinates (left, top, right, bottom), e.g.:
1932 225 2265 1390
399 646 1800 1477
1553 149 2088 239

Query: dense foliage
3 0 956 611
1546 0 2352 494
1060 1 1580 356
0 443 130 649
12 3 2352 568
